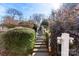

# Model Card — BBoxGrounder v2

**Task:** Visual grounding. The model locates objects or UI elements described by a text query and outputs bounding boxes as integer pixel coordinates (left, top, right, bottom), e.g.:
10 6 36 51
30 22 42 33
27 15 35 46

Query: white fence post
57 33 74 56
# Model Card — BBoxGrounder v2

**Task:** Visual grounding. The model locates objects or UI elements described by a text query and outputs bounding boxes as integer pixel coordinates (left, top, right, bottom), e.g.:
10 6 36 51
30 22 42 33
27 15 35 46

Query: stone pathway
32 36 49 56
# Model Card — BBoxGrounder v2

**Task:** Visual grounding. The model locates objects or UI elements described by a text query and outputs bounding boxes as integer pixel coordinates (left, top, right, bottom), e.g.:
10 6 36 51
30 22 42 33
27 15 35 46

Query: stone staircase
32 36 49 56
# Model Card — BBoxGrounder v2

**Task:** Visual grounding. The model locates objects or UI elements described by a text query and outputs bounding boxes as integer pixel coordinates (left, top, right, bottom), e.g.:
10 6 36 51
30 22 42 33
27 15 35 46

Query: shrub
4 23 16 28
44 29 51 48
18 21 34 29
41 20 49 28
33 24 37 32
2 28 35 55
44 32 49 47
49 20 64 55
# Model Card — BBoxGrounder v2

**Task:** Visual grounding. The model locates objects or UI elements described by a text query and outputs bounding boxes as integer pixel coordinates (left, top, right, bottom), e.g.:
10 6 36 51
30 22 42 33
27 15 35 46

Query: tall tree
6 8 23 20
50 10 56 20
31 14 45 24
63 3 78 10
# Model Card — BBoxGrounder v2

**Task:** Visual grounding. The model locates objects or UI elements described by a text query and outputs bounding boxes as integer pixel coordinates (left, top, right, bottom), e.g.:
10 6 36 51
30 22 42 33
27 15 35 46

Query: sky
0 3 62 20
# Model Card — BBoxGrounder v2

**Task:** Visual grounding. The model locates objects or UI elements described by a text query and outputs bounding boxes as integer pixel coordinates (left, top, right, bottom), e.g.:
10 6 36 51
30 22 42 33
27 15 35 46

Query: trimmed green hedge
2 28 35 55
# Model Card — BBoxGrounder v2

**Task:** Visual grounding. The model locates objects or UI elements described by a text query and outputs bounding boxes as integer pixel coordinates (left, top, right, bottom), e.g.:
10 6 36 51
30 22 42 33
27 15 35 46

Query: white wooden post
57 33 74 56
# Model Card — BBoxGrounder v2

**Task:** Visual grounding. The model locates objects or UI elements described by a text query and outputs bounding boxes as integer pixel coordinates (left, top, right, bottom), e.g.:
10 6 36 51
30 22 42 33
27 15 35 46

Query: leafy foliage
4 23 16 28
2 28 35 55
18 21 35 28
41 20 49 28
49 3 79 55
33 24 37 32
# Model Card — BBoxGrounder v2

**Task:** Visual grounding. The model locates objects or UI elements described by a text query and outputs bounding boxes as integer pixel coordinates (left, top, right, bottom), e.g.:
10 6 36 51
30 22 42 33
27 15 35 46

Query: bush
49 20 63 55
2 28 35 55
44 29 51 48
41 20 49 28
4 23 16 28
18 21 35 29
44 32 49 47
33 24 37 32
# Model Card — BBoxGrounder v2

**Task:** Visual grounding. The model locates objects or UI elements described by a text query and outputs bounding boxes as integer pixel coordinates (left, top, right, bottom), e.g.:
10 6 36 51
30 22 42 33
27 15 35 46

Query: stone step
33 48 48 52
34 47 47 48
35 42 46 45
34 46 47 48
35 43 46 45
36 41 45 43
32 52 49 56
37 37 45 39
36 39 45 42
37 36 45 40
34 44 47 48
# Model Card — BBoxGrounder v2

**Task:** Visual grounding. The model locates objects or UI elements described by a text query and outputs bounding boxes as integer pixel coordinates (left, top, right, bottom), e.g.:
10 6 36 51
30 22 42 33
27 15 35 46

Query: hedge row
0 28 35 55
